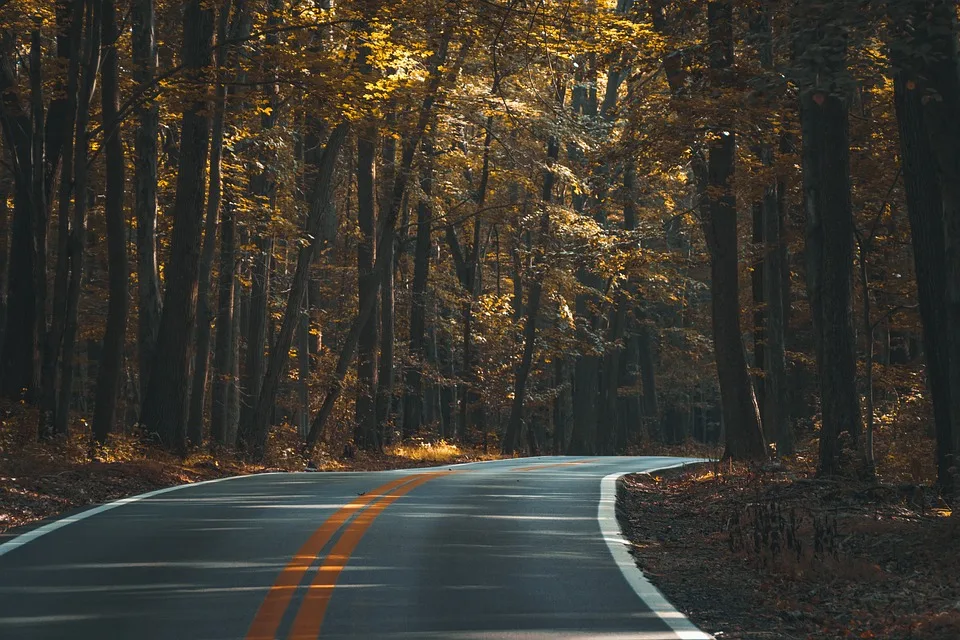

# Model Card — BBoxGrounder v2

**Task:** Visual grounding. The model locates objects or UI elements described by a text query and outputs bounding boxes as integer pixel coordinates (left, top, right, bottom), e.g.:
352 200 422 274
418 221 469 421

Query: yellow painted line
288 472 454 639
510 458 599 473
244 474 425 640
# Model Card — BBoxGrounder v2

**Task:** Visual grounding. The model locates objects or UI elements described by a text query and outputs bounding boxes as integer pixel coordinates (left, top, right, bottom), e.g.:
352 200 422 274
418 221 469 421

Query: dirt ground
618 463 960 639
0 403 498 536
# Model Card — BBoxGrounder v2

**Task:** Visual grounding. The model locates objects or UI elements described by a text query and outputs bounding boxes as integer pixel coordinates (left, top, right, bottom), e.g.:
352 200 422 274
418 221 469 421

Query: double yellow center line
245 459 594 638
245 472 453 640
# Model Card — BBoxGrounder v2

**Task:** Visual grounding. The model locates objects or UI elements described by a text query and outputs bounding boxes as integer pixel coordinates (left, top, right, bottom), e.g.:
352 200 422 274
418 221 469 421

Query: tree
139 0 214 453
704 0 766 461
794 0 864 476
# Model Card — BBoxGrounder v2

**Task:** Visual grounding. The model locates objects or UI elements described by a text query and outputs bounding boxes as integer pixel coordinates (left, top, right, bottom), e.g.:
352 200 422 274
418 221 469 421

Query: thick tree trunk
92 0 128 445
894 77 956 491
795 1 862 475
57 0 102 437
139 0 214 453
186 2 231 447
889 0 960 492
913 4 960 490
705 1 766 461
132 0 162 401
403 142 434 440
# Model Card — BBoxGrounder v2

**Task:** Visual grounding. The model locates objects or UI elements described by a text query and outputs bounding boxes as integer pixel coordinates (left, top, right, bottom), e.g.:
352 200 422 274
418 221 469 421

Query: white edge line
0 471 286 558
599 460 715 640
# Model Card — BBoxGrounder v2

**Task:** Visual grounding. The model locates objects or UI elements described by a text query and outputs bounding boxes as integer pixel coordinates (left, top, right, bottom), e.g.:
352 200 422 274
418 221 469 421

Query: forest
0 0 957 494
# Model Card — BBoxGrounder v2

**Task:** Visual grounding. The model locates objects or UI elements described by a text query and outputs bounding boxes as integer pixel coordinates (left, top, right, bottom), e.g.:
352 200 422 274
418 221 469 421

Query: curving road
0 456 712 640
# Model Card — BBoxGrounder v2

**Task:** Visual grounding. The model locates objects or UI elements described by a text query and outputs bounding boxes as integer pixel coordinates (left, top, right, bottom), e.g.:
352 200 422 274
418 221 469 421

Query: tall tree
889 0 960 492
139 0 215 453
703 0 767 461
502 132 559 455
91 0 127 445
402 140 435 439
132 0 162 402
795 0 863 475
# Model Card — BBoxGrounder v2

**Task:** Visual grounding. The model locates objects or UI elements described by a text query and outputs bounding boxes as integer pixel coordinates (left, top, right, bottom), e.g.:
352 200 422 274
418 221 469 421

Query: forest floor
619 456 960 640
0 402 501 536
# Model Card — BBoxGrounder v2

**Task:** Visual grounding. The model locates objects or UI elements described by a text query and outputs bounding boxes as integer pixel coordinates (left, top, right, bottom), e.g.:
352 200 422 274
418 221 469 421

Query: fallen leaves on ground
0 402 500 536
618 462 960 640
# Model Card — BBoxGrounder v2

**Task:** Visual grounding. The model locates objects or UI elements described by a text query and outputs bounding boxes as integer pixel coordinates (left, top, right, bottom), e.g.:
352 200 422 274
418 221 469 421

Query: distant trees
0 0 954 490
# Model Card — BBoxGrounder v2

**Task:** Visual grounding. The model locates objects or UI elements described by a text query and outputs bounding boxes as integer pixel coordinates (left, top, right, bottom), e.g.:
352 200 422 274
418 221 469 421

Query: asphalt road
0 456 712 640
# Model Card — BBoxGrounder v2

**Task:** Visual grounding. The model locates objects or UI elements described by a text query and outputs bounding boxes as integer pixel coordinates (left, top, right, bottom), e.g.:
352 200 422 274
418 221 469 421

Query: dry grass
0 401 505 534
386 439 500 464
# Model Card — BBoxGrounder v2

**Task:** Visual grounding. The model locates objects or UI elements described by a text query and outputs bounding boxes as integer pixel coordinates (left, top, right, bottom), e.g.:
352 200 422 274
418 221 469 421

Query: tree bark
889 0 960 492
237 236 272 453
139 0 214 453
375 130 398 442
210 200 237 446
0 184 8 354
705 0 767 461
795 0 862 475
355 127 380 452
92 0 128 445
186 1 232 447
57 0 103 437
0 2 77 406
403 140 434 440
132 0 162 402
763 153 790 456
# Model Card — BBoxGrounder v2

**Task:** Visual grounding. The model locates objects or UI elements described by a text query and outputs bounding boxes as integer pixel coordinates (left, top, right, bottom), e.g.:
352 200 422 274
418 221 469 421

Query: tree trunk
889 0 960 492
602 299 627 453
0 3 78 406
297 290 310 438
796 1 862 476
139 0 214 453
132 0 162 402
763 153 790 456
403 141 434 440
237 236 272 453
0 184 8 354
210 201 236 446
567 295 600 455
92 0 128 445
913 3 960 490
355 127 380 452
186 2 232 447
705 0 766 461
375 131 398 443
502 135 558 455
57 0 103 437
245 123 348 459
637 318 659 427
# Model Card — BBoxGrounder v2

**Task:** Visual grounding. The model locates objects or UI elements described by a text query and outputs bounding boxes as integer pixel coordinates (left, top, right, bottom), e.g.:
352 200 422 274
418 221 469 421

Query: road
0 456 712 640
